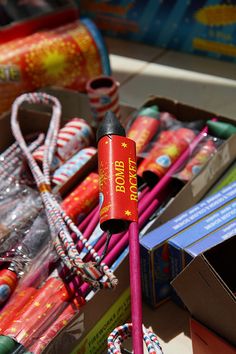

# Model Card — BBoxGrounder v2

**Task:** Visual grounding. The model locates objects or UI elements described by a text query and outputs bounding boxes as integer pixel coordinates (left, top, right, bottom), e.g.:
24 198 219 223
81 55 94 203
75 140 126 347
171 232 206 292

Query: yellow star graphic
34 301 40 307
121 142 128 148
125 210 132 216
46 303 52 309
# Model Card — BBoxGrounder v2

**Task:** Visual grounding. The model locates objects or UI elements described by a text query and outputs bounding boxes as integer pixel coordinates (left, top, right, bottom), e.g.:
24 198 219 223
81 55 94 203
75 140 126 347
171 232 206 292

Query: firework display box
190 318 236 354
168 189 236 283
172 237 236 348
79 0 236 63
139 95 236 308
1 88 236 351
0 87 134 354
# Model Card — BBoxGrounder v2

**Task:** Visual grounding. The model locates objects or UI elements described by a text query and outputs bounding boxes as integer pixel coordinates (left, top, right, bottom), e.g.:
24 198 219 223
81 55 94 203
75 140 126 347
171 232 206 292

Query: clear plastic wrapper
173 135 223 184
0 183 42 245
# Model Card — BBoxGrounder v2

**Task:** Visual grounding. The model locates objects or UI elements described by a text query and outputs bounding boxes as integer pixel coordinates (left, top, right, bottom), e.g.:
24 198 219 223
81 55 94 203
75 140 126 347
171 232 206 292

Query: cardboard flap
172 255 236 346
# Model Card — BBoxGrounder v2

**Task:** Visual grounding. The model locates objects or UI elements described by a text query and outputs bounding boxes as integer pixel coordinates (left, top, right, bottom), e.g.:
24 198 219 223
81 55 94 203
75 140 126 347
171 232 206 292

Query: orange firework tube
176 139 216 183
127 105 160 156
138 128 196 186
33 118 94 171
97 111 138 233
61 172 99 223
0 18 111 115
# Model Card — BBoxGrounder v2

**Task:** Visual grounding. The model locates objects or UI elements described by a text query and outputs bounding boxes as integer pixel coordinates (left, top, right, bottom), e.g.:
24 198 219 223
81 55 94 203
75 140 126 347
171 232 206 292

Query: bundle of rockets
0 79 235 354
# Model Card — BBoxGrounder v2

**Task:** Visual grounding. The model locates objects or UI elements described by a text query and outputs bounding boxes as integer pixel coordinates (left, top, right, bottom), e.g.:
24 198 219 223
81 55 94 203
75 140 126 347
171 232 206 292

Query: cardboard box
168 194 236 281
79 1 236 63
190 318 236 354
184 218 236 265
0 88 133 353
139 96 236 307
172 236 236 347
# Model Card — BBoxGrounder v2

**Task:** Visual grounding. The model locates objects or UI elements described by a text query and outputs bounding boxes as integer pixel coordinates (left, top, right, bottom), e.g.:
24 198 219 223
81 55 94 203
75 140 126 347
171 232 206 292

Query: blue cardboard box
184 218 236 265
140 181 236 307
80 0 236 63
168 198 236 281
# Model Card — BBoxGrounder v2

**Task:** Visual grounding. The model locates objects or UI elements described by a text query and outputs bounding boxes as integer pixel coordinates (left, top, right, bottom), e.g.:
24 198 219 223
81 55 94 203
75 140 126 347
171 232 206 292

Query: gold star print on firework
3 278 71 345
98 133 138 233
61 172 99 223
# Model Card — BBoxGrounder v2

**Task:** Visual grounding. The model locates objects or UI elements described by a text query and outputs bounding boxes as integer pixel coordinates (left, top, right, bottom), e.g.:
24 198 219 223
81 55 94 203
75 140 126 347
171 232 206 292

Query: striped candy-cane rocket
52 146 97 189
86 75 121 126
33 118 94 171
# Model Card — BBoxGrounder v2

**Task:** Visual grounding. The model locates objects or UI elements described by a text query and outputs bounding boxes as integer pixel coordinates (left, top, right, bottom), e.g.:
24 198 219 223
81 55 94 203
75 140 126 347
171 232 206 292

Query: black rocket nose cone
96 111 126 142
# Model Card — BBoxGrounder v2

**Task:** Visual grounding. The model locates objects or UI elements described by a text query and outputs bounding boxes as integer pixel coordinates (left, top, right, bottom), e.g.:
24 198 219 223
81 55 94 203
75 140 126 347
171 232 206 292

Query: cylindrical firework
97 111 138 234
29 302 77 354
175 139 216 183
0 287 37 333
61 172 99 223
127 105 160 156
3 277 70 340
138 128 196 186
0 18 111 114
52 146 97 189
86 75 121 126
33 118 94 171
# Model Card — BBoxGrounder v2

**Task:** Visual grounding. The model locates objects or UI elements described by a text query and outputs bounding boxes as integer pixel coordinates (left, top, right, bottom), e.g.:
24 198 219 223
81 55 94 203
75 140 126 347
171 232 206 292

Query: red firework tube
61 172 99 223
3 277 71 343
127 105 160 155
78 203 99 233
139 125 210 214
33 118 94 171
97 111 138 233
0 18 110 115
0 287 37 333
86 75 121 126
176 139 217 183
138 128 196 186
29 303 76 354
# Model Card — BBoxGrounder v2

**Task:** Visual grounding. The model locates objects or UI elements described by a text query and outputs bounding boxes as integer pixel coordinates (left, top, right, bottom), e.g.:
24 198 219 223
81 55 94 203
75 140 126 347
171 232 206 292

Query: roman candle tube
97 111 143 354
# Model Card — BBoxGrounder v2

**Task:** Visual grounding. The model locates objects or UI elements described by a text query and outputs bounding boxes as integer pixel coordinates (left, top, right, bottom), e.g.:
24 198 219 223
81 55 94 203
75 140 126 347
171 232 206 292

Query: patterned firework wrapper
29 303 77 354
98 135 138 233
33 118 94 171
0 287 37 333
176 139 217 182
52 147 97 188
138 128 196 184
0 18 110 115
86 75 121 126
61 172 99 223
3 278 70 344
